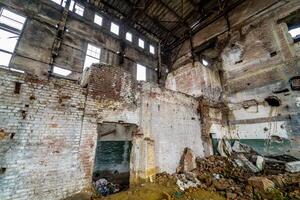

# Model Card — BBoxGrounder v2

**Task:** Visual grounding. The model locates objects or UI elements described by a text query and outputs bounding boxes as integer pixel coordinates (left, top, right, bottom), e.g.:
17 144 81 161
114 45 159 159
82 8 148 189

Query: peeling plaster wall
165 62 222 101
168 0 300 158
221 1 300 158
0 65 204 200
0 0 158 82
140 83 205 173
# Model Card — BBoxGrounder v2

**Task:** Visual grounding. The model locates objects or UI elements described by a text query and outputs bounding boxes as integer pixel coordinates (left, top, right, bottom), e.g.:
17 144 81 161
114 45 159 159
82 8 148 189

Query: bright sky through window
84 44 101 69
138 38 144 49
149 45 155 54
94 14 103 26
202 59 209 66
0 9 26 67
126 32 132 42
110 22 119 35
136 64 146 81
289 27 300 38
53 66 72 76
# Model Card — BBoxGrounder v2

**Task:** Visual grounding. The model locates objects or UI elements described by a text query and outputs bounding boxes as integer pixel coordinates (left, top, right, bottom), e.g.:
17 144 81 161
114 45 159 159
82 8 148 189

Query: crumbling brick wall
0 69 87 200
0 64 206 200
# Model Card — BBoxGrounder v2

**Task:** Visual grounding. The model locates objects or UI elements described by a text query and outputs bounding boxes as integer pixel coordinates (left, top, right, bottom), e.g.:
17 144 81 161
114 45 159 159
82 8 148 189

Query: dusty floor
65 175 225 200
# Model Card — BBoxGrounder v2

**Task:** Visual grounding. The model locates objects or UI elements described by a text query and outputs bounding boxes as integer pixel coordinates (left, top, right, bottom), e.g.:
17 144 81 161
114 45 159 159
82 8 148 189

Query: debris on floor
94 178 120 196
69 141 300 200
91 173 225 200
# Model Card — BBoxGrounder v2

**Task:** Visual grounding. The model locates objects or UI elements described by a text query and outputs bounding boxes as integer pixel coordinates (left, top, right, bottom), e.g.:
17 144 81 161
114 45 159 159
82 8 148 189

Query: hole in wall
265 96 281 107
10 133 15 139
290 76 300 90
235 60 243 64
0 167 6 174
270 51 277 57
93 122 138 196
273 88 289 94
14 82 21 94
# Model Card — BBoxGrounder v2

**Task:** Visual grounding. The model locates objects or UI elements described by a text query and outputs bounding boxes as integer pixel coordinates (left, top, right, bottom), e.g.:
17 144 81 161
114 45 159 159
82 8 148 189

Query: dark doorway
92 122 137 196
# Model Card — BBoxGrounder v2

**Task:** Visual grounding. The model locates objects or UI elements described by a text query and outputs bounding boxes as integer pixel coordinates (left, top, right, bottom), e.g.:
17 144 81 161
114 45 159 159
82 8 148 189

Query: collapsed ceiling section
88 0 245 50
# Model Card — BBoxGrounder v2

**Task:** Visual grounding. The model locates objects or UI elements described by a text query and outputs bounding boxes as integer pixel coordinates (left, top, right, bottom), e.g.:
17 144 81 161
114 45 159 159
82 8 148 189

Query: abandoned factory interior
1 0 300 199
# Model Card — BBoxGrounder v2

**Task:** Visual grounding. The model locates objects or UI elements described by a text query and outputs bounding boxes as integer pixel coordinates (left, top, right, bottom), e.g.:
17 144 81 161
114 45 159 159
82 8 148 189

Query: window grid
74 3 84 16
149 45 155 54
84 44 101 69
138 38 144 49
0 9 26 31
94 14 103 26
126 32 132 42
0 8 26 68
136 64 146 81
87 44 101 59
110 22 119 35
52 0 158 56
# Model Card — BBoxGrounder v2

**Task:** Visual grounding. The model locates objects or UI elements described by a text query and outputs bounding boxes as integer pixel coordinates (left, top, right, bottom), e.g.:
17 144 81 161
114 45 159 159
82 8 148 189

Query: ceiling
88 0 245 50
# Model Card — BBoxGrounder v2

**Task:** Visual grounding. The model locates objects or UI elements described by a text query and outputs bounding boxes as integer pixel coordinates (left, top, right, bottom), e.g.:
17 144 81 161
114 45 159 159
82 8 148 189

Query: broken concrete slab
236 154 260 173
286 161 300 173
248 177 275 192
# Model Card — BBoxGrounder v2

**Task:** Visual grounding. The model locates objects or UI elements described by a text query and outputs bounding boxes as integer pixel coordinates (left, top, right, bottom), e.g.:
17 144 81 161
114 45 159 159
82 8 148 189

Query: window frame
136 63 147 81
72 2 84 16
94 13 103 26
138 38 145 49
53 66 72 76
83 43 101 70
110 22 119 35
0 8 26 68
126 32 133 42
149 45 155 54
288 25 300 43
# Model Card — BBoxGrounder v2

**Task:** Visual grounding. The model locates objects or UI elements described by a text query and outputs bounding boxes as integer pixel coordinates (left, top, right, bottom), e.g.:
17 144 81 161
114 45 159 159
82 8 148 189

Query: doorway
92 122 137 196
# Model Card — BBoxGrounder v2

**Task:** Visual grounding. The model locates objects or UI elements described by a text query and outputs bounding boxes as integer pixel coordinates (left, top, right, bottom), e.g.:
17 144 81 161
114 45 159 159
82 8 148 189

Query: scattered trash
94 178 120 196
176 172 201 191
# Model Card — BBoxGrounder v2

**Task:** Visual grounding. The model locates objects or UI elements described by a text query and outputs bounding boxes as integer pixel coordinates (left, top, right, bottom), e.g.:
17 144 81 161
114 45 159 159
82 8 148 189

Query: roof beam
94 0 162 41
156 0 190 30
123 0 180 43
166 0 246 50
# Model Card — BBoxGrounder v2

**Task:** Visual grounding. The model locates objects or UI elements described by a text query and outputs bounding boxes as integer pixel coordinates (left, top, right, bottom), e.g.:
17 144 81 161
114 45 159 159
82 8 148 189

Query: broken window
50 0 62 5
84 43 101 70
136 63 146 81
55 0 84 16
53 66 71 76
110 22 119 35
0 8 26 68
279 9 300 43
126 32 132 42
72 2 84 16
288 26 300 42
138 38 145 49
149 45 155 54
94 13 103 26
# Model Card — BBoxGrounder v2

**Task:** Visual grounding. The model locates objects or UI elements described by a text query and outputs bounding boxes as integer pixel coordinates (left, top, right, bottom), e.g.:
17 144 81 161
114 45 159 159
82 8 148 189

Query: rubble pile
174 141 300 200
93 178 120 196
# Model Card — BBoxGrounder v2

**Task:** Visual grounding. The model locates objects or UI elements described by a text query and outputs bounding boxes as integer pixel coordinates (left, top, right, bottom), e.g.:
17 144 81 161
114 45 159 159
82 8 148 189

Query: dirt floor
65 174 225 200
65 152 300 200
